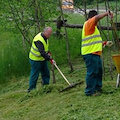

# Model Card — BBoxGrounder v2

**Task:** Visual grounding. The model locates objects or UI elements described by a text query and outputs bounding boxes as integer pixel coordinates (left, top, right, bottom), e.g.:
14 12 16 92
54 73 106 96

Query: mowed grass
1 1 120 119
0 56 120 120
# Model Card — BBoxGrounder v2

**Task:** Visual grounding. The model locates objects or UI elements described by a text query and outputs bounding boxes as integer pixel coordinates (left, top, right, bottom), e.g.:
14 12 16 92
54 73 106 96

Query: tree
58 0 73 72
5 0 59 46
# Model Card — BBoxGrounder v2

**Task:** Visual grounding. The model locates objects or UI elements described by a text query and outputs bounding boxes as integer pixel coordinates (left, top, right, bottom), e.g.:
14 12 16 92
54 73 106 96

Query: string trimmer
51 60 83 92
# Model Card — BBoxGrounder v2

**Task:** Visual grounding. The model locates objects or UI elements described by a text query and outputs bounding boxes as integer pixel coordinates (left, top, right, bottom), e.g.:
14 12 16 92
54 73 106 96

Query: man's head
88 10 98 19
43 27 52 38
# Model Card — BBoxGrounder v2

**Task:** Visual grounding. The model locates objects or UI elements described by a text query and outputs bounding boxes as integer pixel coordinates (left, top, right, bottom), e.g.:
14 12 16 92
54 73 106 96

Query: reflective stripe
31 46 39 52
82 41 102 47
82 34 101 41
30 51 41 57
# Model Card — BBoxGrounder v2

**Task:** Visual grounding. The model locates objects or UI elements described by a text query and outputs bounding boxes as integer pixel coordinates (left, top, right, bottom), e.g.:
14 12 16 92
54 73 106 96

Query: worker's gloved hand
103 41 114 47
48 51 52 59
106 41 114 47
103 41 107 47
48 51 51 56
50 59 56 65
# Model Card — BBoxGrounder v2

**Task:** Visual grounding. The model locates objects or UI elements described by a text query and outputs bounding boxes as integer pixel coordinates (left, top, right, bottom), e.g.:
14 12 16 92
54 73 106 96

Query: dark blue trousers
83 54 103 95
28 59 50 91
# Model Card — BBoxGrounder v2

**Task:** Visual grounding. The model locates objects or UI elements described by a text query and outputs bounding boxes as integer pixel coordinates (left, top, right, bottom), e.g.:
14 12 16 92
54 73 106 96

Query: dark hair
88 10 98 19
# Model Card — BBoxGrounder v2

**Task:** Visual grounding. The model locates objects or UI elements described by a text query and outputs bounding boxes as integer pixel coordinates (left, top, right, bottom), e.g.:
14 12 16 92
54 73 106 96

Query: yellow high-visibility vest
29 33 49 61
81 22 102 55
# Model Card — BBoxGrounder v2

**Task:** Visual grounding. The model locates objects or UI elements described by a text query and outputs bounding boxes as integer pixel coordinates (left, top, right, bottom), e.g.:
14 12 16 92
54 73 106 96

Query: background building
62 0 74 10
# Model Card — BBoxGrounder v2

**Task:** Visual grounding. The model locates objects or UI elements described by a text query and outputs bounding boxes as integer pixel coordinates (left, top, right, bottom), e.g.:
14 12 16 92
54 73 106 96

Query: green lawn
0 56 120 120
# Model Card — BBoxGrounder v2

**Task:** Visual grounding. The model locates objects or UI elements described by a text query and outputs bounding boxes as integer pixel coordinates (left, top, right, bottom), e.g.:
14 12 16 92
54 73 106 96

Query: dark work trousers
28 59 50 91
83 54 103 95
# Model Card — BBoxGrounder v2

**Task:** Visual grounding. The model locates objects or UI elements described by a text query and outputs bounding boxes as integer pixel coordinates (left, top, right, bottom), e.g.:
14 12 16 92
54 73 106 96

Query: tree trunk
58 0 73 72
83 0 87 20
105 0 113 80
115 0 117 24
33 0 40 32
38 1 45 28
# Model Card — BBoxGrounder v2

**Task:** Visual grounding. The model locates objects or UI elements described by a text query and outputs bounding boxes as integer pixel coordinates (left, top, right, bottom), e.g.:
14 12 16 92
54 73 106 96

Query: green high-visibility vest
81 22 102 55
29 33 49 61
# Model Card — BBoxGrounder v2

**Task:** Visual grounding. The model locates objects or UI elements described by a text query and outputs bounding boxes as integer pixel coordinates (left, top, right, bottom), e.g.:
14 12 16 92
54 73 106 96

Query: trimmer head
59 81 84 92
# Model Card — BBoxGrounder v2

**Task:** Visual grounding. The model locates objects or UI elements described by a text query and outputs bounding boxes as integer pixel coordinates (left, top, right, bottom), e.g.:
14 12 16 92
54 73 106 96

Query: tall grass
0 30 30 83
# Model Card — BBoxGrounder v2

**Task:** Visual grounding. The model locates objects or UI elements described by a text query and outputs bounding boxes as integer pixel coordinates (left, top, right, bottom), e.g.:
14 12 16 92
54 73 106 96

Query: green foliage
40 0 59 19
74 0 80 4
74 0 115 4
75 0 94 5
86 0 94 4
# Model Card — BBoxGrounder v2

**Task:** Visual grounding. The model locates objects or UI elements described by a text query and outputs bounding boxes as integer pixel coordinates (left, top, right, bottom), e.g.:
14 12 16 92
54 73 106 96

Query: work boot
27 89 31 93
86 92 101 96
91 92 101 96
96 89 102 93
